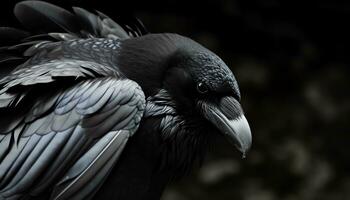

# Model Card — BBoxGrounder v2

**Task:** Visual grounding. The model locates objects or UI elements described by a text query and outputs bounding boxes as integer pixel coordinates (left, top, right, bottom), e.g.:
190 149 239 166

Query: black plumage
0 1 252 200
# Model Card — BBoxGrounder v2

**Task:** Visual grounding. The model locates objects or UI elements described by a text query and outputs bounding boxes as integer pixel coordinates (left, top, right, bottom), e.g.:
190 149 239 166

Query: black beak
199 97 252 156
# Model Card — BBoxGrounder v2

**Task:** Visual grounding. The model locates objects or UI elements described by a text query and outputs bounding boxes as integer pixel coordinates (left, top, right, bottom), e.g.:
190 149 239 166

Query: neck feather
116 33 199 96
145 89 213 177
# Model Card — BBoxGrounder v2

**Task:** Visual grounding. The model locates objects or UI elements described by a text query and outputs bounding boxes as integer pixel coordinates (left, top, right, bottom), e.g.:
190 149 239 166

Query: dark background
1 0 349 200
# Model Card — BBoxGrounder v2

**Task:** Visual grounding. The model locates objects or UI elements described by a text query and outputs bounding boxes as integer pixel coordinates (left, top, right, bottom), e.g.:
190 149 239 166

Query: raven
0 1 251 199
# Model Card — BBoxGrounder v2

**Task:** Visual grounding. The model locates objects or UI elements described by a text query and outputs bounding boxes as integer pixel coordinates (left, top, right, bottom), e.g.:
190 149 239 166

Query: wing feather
14 1 80 34
0 2 149 199
51 130 129 200
0 78 145 200
13 1 147 40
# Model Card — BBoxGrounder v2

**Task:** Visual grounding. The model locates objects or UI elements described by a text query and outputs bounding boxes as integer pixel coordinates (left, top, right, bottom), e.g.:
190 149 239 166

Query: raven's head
164 44 251 156
119 33 252 157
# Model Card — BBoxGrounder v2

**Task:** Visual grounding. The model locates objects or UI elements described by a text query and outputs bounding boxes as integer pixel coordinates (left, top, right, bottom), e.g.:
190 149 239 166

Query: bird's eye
197 82 209 94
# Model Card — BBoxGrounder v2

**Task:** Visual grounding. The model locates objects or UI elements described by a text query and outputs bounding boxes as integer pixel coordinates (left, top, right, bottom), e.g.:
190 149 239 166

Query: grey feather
51 130 129 200
0 2 149 199
0 78 145 200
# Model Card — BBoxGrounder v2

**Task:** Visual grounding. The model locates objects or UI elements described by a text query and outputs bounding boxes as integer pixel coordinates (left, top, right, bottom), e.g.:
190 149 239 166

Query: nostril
219 96 242 120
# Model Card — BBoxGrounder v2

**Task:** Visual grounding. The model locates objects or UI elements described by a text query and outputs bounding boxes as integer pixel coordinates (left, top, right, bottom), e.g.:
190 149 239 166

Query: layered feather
0 0 147 82
0 2 148 198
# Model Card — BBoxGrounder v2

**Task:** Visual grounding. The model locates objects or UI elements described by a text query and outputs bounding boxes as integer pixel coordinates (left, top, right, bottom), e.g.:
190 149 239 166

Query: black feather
0 55 23 63
0 1 239 200
14 1 80 34
95 10 130 39
0 55 24 80
72 7 99 36
0 27 29 45
7 40 48 51
21 34 57 42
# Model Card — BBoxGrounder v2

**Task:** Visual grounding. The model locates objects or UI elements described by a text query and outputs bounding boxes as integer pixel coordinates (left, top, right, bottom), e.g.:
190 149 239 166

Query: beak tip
199 99 252 157
238 143 251 158
231 115 252 156
236 141 251 159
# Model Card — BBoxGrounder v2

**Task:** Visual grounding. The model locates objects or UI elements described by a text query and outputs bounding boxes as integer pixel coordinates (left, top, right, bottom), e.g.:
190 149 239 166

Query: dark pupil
197 82 208 93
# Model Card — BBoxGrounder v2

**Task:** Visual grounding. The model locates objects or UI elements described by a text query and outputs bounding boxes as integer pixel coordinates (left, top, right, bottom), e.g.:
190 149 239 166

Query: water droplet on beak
242 152 246 159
